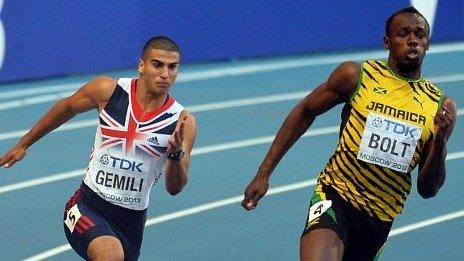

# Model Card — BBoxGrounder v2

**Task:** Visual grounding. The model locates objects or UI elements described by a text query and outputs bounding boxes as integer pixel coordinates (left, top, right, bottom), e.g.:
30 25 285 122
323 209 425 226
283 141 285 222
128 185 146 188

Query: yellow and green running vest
317 60 443 221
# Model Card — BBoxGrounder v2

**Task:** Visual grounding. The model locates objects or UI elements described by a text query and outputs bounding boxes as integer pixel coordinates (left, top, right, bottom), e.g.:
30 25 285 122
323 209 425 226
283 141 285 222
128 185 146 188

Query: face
384 13 429 73
138 48 180 95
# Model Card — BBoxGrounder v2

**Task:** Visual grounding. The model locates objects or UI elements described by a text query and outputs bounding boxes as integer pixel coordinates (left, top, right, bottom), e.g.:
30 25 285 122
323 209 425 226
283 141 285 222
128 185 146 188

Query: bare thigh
87 235 125 261
300 228 344 261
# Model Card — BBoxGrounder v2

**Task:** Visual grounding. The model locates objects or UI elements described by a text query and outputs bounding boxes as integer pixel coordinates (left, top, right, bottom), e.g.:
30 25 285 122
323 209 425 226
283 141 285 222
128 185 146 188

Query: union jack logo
98 109 174 157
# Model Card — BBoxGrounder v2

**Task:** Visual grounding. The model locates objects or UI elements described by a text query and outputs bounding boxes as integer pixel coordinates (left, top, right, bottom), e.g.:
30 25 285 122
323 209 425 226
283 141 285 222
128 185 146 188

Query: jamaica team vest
317 60 443 221
84 78 184 210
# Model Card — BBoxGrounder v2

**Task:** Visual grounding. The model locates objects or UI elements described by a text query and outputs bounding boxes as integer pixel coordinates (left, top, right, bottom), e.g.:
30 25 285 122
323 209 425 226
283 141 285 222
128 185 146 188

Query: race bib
307 200 332 223
64 204 82 233
357 113 422 173
92 152 150 207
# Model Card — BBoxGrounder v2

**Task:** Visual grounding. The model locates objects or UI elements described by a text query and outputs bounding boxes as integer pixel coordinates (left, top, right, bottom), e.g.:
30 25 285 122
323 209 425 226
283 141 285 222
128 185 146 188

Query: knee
87 236 124 261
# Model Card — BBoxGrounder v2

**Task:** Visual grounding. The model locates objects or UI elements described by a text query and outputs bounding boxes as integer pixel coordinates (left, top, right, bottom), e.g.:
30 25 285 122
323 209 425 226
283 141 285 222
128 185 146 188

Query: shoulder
422 78 442 91
79 76 118 109
442 95 457 112
89 76 118 90
180 109 197 133
81 75 117 92
325 61 361 98
333 61 361 76
328 61 360 84
180 109 196 125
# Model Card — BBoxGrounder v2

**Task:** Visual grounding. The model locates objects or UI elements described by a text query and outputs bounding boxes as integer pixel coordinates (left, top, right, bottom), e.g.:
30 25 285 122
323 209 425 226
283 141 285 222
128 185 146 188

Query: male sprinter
1 36 197 260
242 7 456 260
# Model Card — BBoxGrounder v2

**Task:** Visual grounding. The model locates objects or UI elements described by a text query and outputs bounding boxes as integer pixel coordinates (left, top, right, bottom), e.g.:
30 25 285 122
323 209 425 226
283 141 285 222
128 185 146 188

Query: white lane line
0 91 73 110
0 91 307 141
193 126 340 155
0 119 97 142
24 179 464 260
389 209 464 236
0 84 80 100
429 73 464 83
24 244 73 261
0 126 339 194
0 41 463 109
1 109 462 194
1 70 463 112
3 146 463 195
0 91 310 142
1 90 463 143
187 91 308 112
0 170 84 194
5 41 464 102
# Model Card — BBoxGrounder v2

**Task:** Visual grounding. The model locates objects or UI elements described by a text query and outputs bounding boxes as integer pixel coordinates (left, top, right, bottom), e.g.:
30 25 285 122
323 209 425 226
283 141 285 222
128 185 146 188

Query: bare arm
417 96 457 198
242 61 360 210
164 111 197 195
0 76 116 168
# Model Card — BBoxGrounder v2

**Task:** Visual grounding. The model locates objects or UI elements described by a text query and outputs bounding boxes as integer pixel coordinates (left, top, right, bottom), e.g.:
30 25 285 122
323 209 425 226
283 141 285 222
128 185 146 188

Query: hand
166 115 187 154
433 99 456 143
0 145 27 168
241 173 270 211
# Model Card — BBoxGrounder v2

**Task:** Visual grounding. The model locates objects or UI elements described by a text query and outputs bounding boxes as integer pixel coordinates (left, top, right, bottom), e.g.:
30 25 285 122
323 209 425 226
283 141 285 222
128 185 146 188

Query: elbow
417 171 445 199
167 187 183 196
166 180 187 196
417 185 439 199
418 190 437 199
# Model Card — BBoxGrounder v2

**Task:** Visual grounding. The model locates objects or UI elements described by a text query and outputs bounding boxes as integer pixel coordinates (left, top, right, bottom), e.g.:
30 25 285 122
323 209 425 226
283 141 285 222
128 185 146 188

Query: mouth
157 82 170 88
406 49 419 59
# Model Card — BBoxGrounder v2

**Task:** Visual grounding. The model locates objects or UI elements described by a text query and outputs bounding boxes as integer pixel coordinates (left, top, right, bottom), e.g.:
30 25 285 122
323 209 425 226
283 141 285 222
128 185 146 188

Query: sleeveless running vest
83 78 184 210
317 60 443 221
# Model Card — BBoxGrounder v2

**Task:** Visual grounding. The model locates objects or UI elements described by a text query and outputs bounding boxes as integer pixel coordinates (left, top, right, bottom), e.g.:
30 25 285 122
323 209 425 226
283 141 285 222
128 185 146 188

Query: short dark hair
385 6 430 36
141 36 180 59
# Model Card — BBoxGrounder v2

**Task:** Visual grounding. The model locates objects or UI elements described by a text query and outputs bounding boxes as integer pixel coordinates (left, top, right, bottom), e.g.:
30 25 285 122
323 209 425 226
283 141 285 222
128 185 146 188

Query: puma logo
413 96 424 109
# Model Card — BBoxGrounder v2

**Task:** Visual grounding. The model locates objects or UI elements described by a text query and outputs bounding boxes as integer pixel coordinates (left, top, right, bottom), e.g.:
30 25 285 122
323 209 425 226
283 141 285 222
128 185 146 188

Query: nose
160 66 169 79
407 33 418 46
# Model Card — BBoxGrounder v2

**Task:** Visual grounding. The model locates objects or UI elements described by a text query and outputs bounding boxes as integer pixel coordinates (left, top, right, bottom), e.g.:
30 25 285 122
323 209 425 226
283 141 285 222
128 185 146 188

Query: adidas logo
147 136 159 145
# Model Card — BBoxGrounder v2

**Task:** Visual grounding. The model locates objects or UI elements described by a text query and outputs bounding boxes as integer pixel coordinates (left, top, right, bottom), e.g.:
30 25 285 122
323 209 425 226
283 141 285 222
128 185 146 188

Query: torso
83 78 184 210
317 60 443 221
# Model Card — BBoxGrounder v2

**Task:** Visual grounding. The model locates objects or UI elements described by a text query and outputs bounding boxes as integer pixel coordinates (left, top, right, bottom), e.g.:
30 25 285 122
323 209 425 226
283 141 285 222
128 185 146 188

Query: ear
138 59 144 74
383 35 390 49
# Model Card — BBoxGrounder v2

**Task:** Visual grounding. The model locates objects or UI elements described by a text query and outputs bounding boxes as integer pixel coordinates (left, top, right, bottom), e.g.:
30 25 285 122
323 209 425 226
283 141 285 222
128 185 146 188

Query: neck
136 80 168 112
387 57 422 80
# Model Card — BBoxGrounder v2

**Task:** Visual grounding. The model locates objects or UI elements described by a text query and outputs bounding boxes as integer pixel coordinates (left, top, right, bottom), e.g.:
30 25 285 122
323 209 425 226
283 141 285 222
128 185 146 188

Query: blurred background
0 0 461 84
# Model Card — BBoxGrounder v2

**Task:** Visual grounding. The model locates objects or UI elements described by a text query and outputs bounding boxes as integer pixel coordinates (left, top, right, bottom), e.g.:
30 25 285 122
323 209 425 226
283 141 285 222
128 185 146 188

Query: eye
153 62 163 68
169 64 178 70
416 31 426 38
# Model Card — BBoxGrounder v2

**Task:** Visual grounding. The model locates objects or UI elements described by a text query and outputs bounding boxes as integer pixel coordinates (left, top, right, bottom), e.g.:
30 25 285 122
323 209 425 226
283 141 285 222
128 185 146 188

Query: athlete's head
141 36 180 60
385 7 430 37
138 36 180 94
383 7 430 75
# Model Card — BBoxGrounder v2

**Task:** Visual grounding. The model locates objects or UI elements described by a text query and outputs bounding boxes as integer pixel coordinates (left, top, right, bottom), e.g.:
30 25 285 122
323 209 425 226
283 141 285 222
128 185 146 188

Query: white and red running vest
83 78 184 210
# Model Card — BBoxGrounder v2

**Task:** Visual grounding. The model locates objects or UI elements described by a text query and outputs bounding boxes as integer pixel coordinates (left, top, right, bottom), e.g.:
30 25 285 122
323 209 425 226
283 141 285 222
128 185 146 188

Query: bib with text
91 151 150 207
357 113 422 173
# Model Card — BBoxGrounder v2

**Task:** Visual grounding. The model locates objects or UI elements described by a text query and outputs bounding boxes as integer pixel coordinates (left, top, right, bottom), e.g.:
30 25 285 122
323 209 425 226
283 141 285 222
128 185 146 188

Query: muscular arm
164 111 197 195
242 61 360 209
0 76 116 168
417 96 457 198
